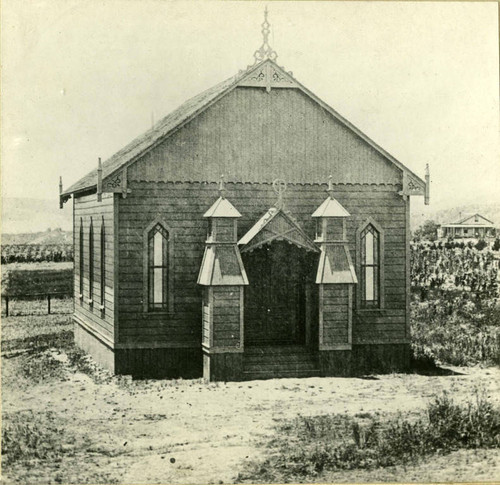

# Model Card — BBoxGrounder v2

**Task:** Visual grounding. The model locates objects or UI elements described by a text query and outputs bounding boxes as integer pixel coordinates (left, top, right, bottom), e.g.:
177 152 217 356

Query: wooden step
242 345 319 380
243 369 320 380
244 354 317 364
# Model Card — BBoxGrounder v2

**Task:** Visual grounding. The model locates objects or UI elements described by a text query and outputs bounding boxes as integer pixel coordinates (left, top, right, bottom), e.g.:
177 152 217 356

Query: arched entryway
242 241 318 346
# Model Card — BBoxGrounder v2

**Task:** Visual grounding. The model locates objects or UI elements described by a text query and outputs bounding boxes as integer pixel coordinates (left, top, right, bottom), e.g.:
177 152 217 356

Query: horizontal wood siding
74 193 115 341
118 181 406 347
322 285 349 345
128 87 401 185
212 286 241 348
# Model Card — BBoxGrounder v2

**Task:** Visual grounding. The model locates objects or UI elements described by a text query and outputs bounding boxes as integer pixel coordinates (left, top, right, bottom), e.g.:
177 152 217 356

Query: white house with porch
438 213 497 240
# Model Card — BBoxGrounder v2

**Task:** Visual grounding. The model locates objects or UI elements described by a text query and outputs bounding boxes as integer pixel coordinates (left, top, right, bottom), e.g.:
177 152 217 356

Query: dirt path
3 352 499 484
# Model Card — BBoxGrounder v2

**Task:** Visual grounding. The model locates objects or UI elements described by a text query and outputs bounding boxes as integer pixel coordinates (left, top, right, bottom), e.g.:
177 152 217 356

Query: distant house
60 12 430 381
438 214 497 240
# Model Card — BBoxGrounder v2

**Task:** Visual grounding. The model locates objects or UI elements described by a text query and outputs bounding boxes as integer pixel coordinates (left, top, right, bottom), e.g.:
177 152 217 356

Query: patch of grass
1 410 90 467
237 391 500 482
22 351 68 383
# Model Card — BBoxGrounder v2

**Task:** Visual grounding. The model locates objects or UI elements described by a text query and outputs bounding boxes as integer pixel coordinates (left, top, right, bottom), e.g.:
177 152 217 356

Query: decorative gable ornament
238 60 297 92
238 207 319 254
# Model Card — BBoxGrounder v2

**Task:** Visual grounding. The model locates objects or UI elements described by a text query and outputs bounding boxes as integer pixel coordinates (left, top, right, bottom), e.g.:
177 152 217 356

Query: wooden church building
60 12 430 381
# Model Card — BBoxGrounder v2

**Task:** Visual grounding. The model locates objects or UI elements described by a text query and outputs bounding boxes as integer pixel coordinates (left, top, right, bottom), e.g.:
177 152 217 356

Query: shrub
475 239 488 251
493 238 500 251
2 411 67 466
410 298 500 366
238 392 500 482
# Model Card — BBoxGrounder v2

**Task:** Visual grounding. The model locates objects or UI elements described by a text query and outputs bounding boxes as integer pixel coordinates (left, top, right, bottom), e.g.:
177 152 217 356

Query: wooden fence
2 293 73 316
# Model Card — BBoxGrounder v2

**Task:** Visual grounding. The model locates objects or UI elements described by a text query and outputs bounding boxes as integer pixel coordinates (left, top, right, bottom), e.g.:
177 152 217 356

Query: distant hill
2 228 72 245
2 197 72 235
410 204 500 232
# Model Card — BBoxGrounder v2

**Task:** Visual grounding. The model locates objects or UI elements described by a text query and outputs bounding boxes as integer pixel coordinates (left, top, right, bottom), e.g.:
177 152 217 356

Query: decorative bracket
398 171 425 198
102 167 132 198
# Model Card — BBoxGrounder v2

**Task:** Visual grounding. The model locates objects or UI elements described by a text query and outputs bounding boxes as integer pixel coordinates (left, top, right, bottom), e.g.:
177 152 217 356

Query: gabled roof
312 196 350 218
63 58 425 196
238 206 319 253
442 213 495 227
203 197 241 218
456 213 494 225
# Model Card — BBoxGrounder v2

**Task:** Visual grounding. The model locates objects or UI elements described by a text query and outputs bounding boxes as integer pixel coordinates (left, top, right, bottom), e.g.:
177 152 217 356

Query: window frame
88 217 94 305
356 218 384 311
100 216 105 311
79 218 84 300
143 218 175 314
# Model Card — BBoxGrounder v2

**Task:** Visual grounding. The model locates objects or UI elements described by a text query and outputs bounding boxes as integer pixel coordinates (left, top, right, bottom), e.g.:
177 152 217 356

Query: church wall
73 192 116 345
116 180 409 349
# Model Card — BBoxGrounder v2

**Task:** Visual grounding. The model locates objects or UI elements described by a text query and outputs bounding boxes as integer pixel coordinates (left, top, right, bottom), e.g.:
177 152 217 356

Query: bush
239 392 500 482
2 411 68 466
493 238 500 251
475 239 488 251
411 298 500 366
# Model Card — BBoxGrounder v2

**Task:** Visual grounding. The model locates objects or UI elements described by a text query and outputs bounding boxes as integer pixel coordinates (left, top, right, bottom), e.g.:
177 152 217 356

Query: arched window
89 218 94 303
360 223 381 309
79 218 84 298
148 223 170 311
100 217 105 309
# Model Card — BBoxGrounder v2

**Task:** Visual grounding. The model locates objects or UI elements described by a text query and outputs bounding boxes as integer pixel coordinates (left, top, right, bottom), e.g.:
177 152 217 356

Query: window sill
142 310 175 317
355 308 386 315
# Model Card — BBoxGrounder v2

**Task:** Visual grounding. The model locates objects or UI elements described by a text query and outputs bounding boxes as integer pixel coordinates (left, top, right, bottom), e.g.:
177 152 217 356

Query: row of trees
1 244 74 264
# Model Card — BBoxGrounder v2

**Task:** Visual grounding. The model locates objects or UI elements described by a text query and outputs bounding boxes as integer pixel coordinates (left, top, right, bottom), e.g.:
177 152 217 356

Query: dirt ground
2 339 500 484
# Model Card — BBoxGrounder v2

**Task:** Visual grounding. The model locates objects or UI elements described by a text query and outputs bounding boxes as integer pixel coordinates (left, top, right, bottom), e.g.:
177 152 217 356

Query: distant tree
414 220 439 242
475 239 487 251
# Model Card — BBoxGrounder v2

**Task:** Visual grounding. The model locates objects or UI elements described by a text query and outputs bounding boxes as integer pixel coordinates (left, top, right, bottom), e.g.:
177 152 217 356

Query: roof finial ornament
218 174 226 199
253 6 278 64
272 178 287 209
327 175 335 199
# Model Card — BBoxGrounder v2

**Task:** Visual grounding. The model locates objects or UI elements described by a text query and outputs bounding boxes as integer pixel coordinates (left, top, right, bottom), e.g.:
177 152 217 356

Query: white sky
2 1 499 214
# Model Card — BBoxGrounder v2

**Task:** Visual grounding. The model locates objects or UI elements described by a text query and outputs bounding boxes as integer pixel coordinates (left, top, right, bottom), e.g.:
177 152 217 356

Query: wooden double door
243 241 318 346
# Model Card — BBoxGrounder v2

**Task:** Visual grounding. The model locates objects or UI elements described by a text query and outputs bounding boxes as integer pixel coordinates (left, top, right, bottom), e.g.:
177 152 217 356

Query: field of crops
410 243 500 367
1 244 73 264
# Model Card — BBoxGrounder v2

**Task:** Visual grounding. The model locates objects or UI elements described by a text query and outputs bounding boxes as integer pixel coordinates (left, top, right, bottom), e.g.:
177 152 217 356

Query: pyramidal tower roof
312 176 351 218
203 197 241 218
203 176 241 218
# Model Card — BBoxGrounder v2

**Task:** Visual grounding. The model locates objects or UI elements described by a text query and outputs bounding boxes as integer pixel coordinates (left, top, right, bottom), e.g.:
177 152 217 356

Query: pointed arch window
100 217 105 309
357 222 384 309
144 221 174 312
88 218 94 304
79 218 84 299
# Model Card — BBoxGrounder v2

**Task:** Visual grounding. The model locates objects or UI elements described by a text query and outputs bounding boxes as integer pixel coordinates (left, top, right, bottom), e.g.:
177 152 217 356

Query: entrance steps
243 345 320 380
